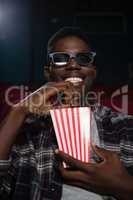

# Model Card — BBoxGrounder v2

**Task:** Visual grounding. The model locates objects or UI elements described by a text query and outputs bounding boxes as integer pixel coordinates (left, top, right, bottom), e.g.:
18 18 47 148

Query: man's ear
44 65 52 81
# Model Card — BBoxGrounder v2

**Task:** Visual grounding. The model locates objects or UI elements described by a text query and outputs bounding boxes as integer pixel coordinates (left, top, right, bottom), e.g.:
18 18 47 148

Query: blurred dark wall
0 0 33 84
0 0 133 86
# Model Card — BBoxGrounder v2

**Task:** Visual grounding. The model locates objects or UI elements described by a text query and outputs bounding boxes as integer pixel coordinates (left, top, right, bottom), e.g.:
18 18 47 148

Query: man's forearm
0 106 27 160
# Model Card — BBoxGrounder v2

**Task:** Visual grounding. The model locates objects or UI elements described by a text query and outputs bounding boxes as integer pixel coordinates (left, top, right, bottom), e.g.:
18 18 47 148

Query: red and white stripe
50 107 91 163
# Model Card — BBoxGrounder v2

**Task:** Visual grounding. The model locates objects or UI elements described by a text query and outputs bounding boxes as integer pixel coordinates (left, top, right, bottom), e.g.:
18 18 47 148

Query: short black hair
47 26 91 53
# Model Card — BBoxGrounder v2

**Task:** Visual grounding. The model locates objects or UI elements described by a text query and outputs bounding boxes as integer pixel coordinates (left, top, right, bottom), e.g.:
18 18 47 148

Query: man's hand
55 145 133 200
14 81 73 115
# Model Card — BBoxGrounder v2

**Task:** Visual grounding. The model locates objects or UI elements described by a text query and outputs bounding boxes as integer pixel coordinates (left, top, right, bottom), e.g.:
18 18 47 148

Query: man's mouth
65 77 83 84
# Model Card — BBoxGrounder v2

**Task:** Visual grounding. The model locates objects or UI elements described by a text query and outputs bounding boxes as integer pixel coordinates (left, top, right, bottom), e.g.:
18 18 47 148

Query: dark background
0 0 133 86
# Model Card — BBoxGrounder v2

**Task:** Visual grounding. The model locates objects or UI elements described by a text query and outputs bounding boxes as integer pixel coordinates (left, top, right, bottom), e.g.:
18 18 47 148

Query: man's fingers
16 82 73 113
59 166 88 183
44 82 73 103
55 150 86 169
92 145 109 161
55 150 96 173
92 144 117 161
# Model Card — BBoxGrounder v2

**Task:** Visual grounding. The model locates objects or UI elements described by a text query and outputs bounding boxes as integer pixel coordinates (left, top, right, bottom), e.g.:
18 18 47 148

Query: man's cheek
86 70 96 79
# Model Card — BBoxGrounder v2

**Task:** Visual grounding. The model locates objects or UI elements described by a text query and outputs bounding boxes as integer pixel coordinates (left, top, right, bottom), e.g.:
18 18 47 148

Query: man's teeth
65 77 83 83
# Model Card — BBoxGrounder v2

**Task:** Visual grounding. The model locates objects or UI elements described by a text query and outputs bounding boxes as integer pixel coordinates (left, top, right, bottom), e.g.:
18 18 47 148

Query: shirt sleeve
0 152 19 199
120 115 133 176
0 115 31 198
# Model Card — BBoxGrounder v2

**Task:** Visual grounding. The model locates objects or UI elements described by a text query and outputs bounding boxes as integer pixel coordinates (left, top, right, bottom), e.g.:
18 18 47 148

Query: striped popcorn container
50 107 91 163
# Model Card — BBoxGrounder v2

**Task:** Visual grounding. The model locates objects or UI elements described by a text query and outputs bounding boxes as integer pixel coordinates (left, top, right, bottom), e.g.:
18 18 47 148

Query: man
0 27 133 200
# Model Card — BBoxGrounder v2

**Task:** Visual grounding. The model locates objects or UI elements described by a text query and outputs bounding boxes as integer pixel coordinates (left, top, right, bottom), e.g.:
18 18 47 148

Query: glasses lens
77 52 93 66
53 53 69 66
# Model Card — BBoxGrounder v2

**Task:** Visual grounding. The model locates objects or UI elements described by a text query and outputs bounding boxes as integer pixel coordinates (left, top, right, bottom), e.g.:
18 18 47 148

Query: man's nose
67 58 80 69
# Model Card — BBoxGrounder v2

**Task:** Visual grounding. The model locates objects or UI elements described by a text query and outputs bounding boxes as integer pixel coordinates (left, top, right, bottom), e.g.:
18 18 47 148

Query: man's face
48 36 96 91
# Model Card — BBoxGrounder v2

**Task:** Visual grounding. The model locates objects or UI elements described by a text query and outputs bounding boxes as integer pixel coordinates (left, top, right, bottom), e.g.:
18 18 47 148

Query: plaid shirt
0 104 133 200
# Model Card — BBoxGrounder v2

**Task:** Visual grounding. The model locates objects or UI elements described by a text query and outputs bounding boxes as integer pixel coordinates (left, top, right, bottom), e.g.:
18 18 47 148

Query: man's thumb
92 144 109 161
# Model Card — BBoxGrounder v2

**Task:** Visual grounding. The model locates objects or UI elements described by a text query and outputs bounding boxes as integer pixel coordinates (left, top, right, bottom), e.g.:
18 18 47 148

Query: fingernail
55 149 59 154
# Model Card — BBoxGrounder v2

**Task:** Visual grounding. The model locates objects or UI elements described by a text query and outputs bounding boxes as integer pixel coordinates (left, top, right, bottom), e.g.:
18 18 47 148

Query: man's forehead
52 36 90 52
